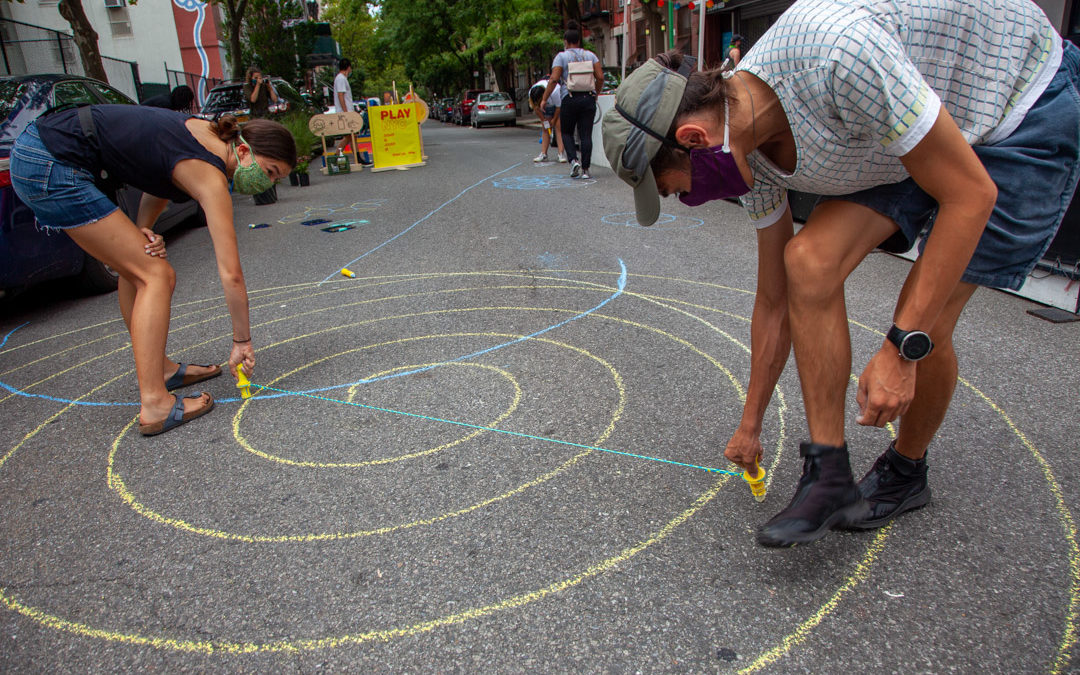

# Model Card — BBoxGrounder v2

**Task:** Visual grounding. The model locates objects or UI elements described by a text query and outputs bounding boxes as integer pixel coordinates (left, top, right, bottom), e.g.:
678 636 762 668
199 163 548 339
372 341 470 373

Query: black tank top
36 104 227 203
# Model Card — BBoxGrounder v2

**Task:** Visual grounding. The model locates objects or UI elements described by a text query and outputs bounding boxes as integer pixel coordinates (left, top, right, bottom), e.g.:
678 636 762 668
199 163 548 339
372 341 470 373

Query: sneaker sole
843 486 931 530
757 499 870 548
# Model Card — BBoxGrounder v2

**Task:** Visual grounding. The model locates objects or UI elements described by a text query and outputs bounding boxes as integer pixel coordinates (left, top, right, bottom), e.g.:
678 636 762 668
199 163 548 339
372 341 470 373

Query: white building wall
1 0 189 84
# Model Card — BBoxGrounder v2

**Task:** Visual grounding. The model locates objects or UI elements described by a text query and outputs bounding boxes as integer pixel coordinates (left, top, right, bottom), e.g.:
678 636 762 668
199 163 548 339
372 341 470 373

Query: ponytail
208 116 296 168
209 115 241 143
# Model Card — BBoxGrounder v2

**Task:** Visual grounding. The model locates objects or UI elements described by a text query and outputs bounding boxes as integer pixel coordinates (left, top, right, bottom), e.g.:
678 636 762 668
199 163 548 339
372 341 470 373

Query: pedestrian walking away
540 20 603 180
602 0 1080 547
8 105 297 436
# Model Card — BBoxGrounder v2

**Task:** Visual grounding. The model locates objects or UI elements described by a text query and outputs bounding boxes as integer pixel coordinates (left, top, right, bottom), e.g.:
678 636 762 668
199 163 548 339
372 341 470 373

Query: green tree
466 1 561 96
323 0 376 97
241 0 312 86
366 0 561 97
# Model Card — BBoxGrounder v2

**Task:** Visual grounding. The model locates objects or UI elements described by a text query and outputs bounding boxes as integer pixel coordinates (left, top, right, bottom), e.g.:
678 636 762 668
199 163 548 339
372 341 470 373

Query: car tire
505 120 516 127
77 253 120 294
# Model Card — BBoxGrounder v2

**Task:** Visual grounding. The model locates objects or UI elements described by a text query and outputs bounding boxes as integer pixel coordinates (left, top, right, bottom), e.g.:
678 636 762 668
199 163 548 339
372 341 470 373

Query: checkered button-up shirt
737 0 1062 227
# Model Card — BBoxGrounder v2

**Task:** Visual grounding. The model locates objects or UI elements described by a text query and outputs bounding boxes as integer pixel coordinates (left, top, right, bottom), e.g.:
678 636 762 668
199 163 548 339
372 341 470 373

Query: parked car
452 89 490 125
196 77 308 122
0 74 202 298
471 91 516 128
438 97 455 123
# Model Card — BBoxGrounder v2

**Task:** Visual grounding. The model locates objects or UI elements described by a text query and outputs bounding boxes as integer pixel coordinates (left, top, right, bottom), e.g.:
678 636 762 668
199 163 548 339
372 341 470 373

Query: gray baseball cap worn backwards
602 58 694 226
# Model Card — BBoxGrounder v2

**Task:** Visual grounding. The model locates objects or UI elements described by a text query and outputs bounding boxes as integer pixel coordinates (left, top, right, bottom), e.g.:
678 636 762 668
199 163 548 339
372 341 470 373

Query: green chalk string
245 382 741 477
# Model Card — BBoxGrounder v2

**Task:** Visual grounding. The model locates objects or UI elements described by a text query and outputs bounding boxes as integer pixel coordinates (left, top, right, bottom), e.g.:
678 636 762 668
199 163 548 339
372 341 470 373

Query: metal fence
0 18 141 100
165 66 224 107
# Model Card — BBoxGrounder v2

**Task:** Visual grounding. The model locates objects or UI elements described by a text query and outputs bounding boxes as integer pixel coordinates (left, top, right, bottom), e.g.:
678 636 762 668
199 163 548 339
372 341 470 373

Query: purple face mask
678 97 750 206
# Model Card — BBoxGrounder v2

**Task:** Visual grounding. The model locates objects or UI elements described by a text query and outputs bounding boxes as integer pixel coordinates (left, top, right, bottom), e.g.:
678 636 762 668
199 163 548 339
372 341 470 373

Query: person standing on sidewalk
243 66 280 205
540 21 603 179
243 67 278 118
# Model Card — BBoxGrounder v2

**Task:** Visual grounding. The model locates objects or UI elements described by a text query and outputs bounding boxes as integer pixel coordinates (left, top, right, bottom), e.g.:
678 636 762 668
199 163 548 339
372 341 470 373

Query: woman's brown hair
210 115 297 168
650 51 733 175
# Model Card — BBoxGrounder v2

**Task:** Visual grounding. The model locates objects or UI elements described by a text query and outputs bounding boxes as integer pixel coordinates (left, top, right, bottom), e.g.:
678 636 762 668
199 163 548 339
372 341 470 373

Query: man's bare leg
757 200 901 546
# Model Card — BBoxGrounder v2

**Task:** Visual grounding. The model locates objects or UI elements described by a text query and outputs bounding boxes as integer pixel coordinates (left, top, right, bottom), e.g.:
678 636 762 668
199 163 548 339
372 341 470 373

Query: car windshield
478 93 509 102
272 79 301 104
202 85 246 113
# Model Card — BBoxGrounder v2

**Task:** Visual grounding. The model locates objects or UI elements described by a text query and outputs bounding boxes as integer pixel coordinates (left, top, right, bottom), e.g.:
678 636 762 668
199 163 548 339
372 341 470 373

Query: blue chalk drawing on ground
278 199 387 225
320 163 522 284
0 257 625 407
493 175 595 190
601 212 704 230
537 252 570 271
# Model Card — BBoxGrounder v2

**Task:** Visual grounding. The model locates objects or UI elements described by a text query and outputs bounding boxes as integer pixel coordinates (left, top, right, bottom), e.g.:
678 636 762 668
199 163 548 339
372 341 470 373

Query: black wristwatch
886 324 934 361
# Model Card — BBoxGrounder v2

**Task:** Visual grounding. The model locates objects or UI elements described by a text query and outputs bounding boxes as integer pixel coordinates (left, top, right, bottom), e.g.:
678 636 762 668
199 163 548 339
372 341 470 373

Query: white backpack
565 48 596 93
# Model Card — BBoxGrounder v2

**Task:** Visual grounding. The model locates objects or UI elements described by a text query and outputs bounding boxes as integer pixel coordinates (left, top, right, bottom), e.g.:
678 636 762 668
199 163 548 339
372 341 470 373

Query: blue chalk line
320 162 523 284
0 322 29 351
245 380 739 476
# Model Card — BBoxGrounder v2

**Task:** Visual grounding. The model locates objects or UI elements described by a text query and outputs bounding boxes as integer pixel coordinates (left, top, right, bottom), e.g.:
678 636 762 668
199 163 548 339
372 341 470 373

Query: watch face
901 332 933 360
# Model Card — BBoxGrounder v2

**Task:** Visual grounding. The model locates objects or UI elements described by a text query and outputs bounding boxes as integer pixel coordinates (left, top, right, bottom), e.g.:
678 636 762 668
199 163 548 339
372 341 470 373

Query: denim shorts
543 104 557 118
9 122 118 230
823 40 1080 291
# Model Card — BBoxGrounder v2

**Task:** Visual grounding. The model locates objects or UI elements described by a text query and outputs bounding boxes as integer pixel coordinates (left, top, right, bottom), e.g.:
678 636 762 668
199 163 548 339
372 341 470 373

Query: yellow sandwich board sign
368 103 426 171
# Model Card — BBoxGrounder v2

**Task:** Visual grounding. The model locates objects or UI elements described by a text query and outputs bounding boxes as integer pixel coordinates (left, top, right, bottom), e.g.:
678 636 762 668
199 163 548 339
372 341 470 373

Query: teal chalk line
247 382 740 477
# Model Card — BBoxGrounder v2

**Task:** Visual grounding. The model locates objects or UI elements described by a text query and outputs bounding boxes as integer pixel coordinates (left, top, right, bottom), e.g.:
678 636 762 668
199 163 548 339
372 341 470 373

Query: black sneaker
846 443 930 530
757 442 869 547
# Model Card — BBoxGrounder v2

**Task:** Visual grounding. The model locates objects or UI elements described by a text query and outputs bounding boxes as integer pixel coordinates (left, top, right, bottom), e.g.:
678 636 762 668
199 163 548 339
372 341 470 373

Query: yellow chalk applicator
743 462 767 502
236 365 252 399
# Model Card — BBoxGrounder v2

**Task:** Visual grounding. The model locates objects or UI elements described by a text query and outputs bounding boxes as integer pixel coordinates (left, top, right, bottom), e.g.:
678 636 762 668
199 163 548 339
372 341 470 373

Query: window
88 82 132 105
108 6 133 38
53 81 97 107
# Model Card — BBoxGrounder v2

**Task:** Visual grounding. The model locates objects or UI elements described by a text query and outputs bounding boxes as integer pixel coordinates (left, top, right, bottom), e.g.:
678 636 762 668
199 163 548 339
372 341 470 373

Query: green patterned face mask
231 136 274 194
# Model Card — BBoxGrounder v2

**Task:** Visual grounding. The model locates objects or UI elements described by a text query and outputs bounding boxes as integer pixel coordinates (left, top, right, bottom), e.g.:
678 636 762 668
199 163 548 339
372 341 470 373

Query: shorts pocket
9 150 53 202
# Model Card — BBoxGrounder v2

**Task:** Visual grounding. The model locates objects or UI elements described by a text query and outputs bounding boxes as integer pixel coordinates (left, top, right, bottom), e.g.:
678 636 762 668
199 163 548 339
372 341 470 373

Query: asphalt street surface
1 118 1078 673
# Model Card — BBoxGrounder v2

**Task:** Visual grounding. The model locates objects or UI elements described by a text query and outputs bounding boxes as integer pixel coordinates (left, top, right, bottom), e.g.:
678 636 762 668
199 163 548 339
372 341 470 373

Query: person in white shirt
529 78 566 163
333 58 354 114
603 0 1079 547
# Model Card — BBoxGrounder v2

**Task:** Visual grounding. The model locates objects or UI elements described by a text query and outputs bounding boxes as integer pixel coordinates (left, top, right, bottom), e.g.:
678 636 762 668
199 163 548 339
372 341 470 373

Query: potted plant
282 111 319 186
295 156 311 186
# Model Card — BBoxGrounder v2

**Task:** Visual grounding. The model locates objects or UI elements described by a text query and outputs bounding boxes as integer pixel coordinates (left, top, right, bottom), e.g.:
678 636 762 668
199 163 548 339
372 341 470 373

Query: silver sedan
471 92 517 128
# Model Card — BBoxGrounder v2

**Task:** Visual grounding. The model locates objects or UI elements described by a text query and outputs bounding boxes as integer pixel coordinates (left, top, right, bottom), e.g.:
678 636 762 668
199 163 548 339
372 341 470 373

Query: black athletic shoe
846 443 930 530
757 442 869 547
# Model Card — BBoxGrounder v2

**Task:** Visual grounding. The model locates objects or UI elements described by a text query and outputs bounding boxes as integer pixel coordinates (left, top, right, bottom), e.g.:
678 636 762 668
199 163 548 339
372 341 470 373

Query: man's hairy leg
783 200 901 445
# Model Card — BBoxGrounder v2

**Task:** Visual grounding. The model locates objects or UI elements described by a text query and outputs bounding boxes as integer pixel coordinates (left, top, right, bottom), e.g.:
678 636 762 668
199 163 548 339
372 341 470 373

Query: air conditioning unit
104 0 125 8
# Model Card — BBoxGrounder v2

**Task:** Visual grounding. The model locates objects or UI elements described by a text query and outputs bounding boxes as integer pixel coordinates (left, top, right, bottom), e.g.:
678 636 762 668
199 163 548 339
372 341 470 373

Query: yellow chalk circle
341 268 356 278
743 464 767 502
235 365 252 399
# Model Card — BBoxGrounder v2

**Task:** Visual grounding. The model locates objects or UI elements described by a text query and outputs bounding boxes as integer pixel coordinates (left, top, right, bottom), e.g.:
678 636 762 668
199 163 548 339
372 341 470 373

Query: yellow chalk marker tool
236 365 252 399
743 463 767 502
341 268 355 278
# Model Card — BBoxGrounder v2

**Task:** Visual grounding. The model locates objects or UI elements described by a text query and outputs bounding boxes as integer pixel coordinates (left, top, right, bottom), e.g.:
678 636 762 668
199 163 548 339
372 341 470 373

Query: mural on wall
171 0 225 105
